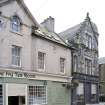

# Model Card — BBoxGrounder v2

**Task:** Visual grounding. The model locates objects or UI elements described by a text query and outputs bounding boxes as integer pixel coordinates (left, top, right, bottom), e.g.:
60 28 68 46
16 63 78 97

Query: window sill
37 69 46 72
59 72 66 75
10 30 23 36
10 65 22 70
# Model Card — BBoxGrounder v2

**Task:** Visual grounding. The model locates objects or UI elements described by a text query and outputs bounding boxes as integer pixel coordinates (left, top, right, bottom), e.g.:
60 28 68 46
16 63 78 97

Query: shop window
76 83 84 104
28 86 47 105
76 83 84 95
100 96 105 102
91 84 97 102
0 85 3 105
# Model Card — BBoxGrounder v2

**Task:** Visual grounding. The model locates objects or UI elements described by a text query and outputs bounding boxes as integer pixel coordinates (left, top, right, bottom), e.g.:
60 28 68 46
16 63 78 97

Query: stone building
99 57 105 102
0 0 72 105
59 13 99 105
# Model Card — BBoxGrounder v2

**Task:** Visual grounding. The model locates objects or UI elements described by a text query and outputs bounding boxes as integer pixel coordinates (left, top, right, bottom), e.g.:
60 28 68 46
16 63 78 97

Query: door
8 96 25 105
8 96 19 105
85 83 91 104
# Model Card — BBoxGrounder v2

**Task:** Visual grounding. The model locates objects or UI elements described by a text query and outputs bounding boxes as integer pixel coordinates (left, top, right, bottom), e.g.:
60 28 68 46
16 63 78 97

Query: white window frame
60 57 65 73
38 52 46 71
11 16 21 32
28 85 47 105
11 45 21 67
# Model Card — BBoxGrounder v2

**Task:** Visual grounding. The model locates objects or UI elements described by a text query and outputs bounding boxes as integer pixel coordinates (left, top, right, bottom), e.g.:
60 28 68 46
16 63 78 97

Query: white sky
24 0 105 58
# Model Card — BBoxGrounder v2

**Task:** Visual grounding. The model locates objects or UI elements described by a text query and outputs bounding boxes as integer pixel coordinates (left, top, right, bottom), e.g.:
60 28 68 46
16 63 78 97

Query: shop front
0 70 71 105
0 71 47 105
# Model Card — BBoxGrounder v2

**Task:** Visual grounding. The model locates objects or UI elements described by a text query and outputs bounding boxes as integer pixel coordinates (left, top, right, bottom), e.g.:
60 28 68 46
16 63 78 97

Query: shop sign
0 71 36 79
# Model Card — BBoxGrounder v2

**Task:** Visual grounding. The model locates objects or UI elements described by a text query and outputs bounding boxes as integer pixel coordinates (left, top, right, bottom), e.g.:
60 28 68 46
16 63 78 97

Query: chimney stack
41 16 55 32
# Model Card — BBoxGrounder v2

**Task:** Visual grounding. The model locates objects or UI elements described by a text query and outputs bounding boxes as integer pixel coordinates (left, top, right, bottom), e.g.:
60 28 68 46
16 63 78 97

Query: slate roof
0 0 71 48
33 25 69 47
59 23 81 40
59 14 99 44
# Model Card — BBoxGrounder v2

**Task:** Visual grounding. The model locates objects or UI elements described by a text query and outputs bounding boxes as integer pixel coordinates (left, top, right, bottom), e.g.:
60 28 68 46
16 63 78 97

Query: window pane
12 24 19 32
88 36 92 49
74 56 78 72
91 84 97 94
11 16 20 32
85 59 92 75
85 34 92 49
12 55 16 65
60 58 65 73
28 86 47 105
91 84 97 102
76 83 84 95
38 52 45 69
12 46 21 66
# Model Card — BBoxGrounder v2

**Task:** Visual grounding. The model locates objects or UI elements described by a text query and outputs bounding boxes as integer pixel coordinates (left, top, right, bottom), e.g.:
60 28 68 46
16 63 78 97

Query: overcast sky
24 0 105 58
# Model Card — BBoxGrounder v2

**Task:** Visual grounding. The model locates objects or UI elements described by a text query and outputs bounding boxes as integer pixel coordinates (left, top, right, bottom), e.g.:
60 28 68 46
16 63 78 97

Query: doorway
7 84 27 105
8 96 25 105
8 96 19 105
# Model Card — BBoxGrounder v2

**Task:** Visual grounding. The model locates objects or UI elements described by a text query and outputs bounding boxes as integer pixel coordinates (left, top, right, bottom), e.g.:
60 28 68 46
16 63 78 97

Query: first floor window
28 86 47 105
38 52 45 70
12 45 21 66
73 56 78 72
85 58 92 75
60 57 65 73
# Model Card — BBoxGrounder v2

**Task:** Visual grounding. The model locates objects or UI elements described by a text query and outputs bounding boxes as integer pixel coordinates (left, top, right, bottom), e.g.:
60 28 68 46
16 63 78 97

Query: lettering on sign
0 72 36 79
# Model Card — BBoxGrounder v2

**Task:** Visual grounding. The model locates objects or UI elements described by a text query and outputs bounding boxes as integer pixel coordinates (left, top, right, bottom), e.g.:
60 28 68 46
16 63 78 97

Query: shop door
85 83 91 103
8 96 25 105
8 84 27 105
8 96 19 105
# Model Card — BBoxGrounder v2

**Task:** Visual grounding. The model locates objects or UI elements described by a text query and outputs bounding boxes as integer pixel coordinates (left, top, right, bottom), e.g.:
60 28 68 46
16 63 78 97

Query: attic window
11 16 21 32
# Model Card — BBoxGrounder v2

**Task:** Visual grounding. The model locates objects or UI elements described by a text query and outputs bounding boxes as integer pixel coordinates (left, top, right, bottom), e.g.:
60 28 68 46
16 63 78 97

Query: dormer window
11 16 21 32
